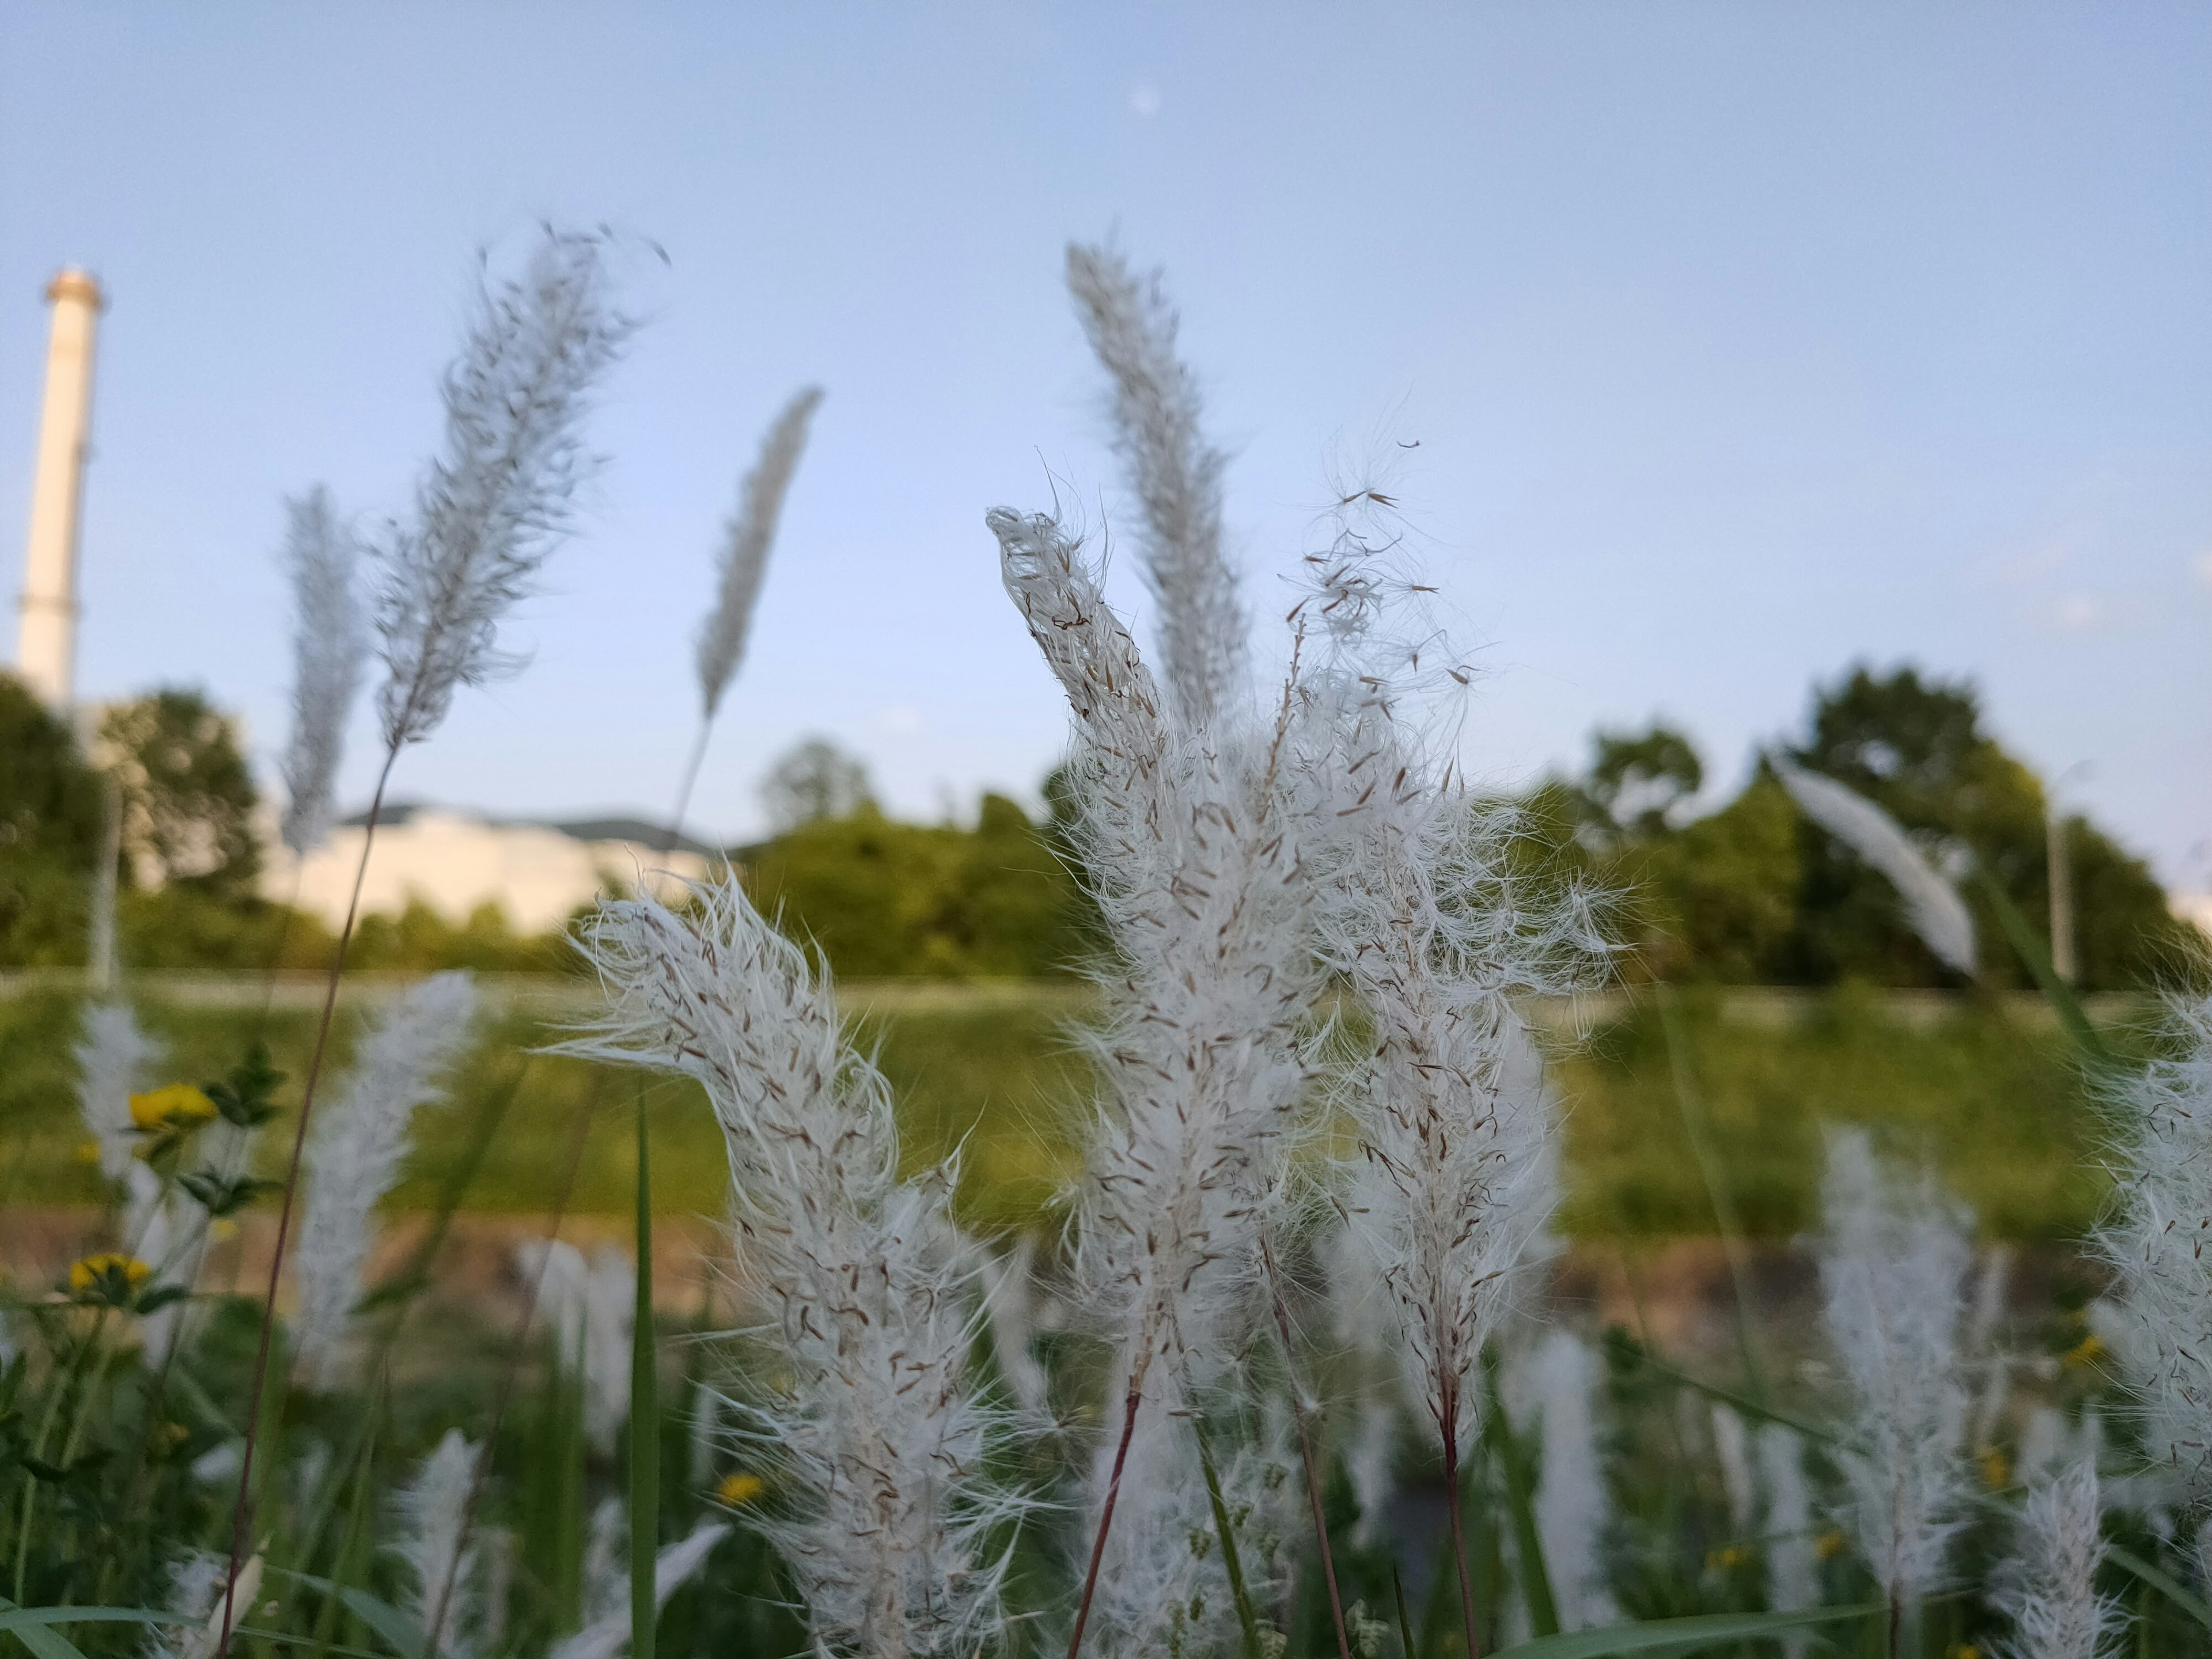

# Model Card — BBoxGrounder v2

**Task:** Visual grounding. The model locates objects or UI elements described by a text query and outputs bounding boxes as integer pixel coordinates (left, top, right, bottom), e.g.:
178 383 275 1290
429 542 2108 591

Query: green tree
0 672 103 965
99 686 262 901
759 736 874 834
1780 665 2177 990
743 791 1087 979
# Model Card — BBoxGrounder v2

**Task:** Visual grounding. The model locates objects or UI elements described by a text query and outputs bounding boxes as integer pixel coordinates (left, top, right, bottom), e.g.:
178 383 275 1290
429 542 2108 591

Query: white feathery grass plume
1711 1402 1755 1534
1507 1331 1618 1631
550 1521 729 1659
567 875 1022 1658
1992 1457 2120 1659
1816 1128 1973 1605
76 1000 162 1182
580 1496 627 1630
293 972 479 1389
516 1238 634 1453
1066 243 1244 729
276 486 368 856
1772 757 1978 977
392 1430 480 1659
976 1233 1051 1419
143 1550 230 1659
375 229 628 752
696 386 823 720
1290 495 1608 1552
988 507 1314 1391
1274 487 1611 1659
1756 1424 1817 1658
2094 990 2212 1495
988 504 1322 1649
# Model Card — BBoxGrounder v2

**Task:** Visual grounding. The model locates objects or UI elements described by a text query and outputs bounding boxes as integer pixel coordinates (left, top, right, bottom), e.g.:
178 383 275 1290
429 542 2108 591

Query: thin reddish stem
218 745 397 1658
1064 1385 1143 1659
1442 1392 1481 1659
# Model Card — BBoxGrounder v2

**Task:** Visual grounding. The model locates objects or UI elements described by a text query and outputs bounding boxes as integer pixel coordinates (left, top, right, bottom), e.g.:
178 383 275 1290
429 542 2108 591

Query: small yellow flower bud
715 1471 764 1507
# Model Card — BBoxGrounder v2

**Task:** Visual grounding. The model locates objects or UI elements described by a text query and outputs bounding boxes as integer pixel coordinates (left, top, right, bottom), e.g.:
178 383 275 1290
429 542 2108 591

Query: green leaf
1490 1603 1883 1658
2107 1543 2212 1633
1192 1412 1266 1659
268 1572 427 1659
180 1171 282 1218
1972 865 2116 1070
205 1041 286 1129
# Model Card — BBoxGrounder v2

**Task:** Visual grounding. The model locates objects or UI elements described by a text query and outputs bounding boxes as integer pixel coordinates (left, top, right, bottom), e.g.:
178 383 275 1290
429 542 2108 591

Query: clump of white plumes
516 1238 634 1453
294 973 479 1389
1508 1331 1618 1631
1296 497 1603 1502
1772 757 1978 977
375 229 628 752
276 485 368 856
1815 1128 1972 1605
75 1001 162 1181
2094 990 2212 1493
393 1430 481 1659
1991 1458 2120 1659
988 508 1313 1407
1066 243 1243 730
696 385 823 720
569 876 1019 1658
550 1518 728 1659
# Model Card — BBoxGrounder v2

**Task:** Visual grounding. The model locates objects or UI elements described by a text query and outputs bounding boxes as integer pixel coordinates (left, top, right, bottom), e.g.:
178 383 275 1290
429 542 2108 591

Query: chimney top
44 269 103 309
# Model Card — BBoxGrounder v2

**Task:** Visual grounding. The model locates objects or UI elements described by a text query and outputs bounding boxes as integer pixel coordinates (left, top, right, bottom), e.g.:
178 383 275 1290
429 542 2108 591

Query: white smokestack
17 268 104 713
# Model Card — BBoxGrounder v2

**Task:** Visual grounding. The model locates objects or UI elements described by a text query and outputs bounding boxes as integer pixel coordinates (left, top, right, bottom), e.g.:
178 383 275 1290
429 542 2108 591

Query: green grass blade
1657 987 1768 1401
2107 1543 2212 1633
267 1571 426 1659
1390 1564 1416 1659
1490 1602 1883 1657
1972 865 2116 1069
1192 1414 1266 1659
1484 1362 1559 1639
631 1097 660 1659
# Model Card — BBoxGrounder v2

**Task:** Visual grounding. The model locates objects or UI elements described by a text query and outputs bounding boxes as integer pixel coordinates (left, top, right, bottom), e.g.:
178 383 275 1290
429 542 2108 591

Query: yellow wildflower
1815 1529 1849 1560
130 1083 218 1130
2062 1333 2106 1370
716 1472 765 1507
74 1141 103 1165
1705 1545 1748 1570
1980 1445 2010 1488
1947 1646 1982 1659
69 1252 151 1293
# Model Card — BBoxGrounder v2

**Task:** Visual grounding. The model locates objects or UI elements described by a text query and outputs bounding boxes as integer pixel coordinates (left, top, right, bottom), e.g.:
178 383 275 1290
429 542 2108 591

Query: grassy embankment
0 976 2134 1244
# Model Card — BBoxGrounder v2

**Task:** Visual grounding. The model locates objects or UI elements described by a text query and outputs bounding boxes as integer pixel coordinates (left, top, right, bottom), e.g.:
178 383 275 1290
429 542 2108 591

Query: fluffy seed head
294 973 479 1389
375 229 628 750
1992 1457 2120 1659
568 875 1023 1658
2093 990 2212 1496
1816 1128 1973 1599
1774 757 1978 977
276 485 368 855
1066 243 1244 730
696 386 823 718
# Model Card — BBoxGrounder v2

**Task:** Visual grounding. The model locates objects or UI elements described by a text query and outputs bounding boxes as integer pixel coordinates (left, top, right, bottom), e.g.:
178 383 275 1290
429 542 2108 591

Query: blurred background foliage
0 660 2190 988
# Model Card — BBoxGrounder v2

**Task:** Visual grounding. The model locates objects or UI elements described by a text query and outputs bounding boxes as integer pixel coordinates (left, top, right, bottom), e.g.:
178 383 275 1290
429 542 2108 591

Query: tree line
0 662 2185 987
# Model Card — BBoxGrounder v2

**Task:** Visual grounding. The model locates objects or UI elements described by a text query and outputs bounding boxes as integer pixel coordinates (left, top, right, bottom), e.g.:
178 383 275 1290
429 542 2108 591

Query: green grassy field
0 978 2137 1242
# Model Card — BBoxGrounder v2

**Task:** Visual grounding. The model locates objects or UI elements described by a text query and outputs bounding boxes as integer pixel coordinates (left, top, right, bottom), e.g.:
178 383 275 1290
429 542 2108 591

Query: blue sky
4 4 2208 885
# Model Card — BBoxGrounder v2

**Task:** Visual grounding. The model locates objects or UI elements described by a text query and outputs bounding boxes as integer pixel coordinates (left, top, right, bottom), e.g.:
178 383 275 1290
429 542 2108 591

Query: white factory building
263 804 719 935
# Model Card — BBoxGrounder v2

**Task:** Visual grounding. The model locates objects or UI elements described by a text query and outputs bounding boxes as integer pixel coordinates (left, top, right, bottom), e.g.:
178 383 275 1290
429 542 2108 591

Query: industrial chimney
16 268 104 713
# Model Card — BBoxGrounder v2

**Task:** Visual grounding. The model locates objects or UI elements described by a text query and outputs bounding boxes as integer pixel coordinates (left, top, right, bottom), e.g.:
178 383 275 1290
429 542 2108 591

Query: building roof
336 801 722 860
